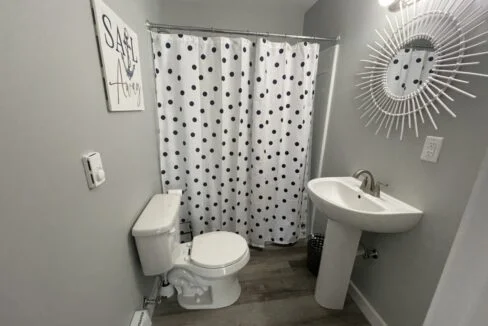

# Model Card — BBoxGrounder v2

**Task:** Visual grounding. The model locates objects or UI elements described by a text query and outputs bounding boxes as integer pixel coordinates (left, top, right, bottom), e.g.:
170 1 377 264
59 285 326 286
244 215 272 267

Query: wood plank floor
153 241 369 326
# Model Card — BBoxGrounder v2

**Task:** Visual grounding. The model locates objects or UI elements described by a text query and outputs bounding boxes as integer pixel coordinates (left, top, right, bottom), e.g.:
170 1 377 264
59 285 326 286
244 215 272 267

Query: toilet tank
132 194 181 276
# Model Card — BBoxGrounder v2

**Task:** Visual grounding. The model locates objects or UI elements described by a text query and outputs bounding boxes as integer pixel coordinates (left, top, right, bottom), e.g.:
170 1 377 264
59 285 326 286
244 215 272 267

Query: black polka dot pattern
152 33 320 247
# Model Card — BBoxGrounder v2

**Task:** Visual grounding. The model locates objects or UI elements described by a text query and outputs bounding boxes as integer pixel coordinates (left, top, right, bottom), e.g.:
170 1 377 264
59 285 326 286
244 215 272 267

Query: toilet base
167 241 250 310
175 274 242 309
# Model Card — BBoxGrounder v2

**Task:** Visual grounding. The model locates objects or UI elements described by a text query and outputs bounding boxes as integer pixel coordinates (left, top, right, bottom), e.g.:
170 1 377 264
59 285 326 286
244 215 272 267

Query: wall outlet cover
421 136 444 163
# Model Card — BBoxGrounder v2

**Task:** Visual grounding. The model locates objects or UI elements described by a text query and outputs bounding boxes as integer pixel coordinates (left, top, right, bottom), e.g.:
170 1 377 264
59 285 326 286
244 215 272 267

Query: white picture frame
91 0 145 112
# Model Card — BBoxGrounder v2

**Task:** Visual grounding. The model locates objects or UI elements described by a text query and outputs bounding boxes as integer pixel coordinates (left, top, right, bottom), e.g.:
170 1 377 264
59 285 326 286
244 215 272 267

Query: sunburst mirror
357 0 488 140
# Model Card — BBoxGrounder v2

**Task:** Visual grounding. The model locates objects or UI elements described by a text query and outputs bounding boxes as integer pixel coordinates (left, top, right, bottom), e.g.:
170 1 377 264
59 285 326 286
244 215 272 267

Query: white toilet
132 193 250 309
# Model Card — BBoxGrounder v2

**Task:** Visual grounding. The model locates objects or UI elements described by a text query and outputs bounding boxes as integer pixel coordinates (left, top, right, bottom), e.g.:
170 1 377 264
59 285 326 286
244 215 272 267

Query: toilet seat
172 231 250 279
191 232 249 269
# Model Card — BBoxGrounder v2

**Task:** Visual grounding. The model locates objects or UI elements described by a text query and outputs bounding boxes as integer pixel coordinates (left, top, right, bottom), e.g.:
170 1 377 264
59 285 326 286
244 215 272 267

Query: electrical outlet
421 136 444 163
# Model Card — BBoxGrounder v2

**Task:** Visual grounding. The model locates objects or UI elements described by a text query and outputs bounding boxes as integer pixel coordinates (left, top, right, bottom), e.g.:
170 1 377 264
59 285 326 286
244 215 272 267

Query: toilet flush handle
169 227 177 234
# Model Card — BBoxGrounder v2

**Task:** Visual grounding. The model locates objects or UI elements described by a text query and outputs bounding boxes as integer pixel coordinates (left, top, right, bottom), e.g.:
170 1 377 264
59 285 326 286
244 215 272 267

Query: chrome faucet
352 169 387 198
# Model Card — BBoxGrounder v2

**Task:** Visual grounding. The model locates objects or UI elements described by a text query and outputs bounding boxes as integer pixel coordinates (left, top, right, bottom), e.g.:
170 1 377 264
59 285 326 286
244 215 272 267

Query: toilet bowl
168 231 250 309
132 193 250 310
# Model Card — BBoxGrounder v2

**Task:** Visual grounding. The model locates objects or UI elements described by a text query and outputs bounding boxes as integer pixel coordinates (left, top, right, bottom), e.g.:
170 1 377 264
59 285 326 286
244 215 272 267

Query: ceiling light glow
378 0 398 7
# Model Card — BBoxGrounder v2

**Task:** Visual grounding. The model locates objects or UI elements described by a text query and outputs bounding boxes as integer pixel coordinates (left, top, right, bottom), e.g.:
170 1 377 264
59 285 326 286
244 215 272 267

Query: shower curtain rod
146 21 340 43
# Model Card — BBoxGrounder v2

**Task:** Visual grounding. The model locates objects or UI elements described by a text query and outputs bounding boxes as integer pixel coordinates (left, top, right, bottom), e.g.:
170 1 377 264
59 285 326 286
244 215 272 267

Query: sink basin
307 177 423 233
306 176 423 310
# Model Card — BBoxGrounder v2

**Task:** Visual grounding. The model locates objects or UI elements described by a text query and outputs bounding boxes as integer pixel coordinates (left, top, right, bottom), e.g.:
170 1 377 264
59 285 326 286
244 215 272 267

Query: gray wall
310 46 337 234
304 1 488 325
424 148 488 326
0 1 163 325
157 0 307 35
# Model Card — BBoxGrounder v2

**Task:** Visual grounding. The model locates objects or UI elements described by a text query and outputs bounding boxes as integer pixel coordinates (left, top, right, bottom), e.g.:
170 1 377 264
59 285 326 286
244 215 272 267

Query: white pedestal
315 219 362 309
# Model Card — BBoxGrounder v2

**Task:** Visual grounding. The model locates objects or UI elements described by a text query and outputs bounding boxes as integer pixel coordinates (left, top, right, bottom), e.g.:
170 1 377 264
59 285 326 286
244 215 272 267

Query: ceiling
161 0 318 10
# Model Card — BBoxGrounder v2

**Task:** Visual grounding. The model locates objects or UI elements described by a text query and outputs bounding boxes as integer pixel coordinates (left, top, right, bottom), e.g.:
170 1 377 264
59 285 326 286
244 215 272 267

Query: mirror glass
386 38 436 97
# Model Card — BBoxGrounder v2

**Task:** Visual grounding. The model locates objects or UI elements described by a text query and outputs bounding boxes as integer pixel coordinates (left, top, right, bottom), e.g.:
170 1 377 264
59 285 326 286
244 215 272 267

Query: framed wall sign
91 0 145 111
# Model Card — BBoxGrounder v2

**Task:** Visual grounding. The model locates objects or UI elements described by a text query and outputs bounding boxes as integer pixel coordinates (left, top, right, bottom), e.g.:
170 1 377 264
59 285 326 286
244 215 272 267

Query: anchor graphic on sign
121 28 136 79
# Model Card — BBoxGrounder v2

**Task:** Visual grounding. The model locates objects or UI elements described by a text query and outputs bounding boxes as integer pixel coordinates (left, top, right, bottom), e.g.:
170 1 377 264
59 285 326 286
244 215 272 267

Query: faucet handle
373 181 388 197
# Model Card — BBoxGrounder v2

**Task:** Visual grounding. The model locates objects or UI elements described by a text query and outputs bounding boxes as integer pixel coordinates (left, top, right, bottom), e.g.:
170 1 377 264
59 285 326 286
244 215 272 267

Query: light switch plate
421 136 444 163
82 152 106 189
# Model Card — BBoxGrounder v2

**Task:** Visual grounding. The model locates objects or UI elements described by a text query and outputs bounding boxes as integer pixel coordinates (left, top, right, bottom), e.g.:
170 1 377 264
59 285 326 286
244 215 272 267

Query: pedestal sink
306 177 423 309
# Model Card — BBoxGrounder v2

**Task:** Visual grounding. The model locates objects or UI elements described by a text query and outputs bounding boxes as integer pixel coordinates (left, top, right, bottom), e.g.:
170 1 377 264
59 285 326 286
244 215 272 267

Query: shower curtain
152 32 319 247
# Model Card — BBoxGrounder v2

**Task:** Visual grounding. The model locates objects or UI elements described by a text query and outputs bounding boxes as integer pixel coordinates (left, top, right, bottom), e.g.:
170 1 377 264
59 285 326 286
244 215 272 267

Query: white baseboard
146 277 161 318
349 282 387 326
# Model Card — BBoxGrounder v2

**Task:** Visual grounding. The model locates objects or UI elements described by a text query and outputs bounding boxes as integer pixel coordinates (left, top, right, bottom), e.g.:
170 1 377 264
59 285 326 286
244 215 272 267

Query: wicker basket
307 234 325 276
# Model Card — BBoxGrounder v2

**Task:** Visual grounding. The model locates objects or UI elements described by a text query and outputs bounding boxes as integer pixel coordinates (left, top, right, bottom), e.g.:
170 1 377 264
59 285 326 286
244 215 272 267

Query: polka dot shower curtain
152 32 319 247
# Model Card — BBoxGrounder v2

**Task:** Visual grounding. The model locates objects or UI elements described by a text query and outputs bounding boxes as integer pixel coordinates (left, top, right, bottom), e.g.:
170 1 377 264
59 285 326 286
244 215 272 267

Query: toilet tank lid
132 194 181 237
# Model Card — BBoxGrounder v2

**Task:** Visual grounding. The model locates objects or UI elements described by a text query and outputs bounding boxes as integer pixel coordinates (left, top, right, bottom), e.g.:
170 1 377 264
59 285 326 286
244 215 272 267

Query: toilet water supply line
159 273 175 298
143 273 174 309
162 273 169 286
